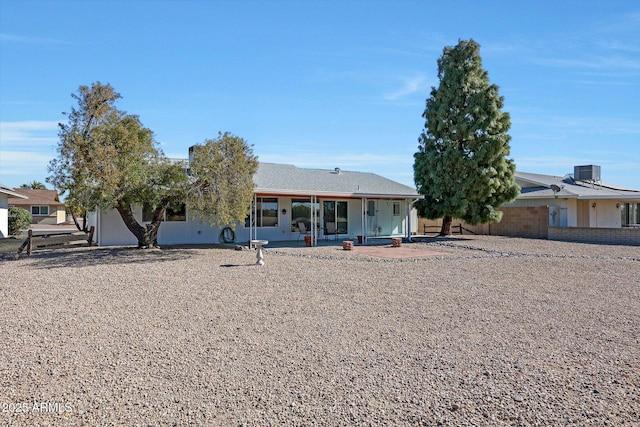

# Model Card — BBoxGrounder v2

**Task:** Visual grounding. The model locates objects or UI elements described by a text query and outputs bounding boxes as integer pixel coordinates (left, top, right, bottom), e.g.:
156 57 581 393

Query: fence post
27 229 33 255
87 226 95 247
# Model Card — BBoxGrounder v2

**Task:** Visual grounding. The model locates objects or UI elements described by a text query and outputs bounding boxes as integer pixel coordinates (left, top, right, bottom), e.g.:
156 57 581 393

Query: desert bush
8 206 31 235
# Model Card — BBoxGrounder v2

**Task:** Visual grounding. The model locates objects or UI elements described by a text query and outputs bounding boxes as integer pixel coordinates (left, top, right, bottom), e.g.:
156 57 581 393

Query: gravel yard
1 236 638 426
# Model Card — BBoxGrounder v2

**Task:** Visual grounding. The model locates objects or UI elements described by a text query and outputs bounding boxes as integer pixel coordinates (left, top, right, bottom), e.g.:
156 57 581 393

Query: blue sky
1 0 639 192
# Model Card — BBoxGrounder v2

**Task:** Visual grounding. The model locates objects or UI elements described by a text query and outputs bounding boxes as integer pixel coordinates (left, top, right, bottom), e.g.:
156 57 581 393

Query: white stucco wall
0 194 8 238
92 196 414 246
507 197 624 228
590 199 622 228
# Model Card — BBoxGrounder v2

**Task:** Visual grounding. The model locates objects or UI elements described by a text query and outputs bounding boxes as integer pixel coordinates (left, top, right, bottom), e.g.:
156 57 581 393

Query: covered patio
246 163 424 246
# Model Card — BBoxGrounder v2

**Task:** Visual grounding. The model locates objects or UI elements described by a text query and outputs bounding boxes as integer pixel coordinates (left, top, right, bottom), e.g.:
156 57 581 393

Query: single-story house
0 186 29 238
88 162 423 247
508 166 640 228
502 166 640 245
9 189 67 225
421 165 640 244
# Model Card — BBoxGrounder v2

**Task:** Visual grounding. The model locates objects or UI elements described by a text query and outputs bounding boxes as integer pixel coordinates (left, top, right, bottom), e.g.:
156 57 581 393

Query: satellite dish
550 184 563 197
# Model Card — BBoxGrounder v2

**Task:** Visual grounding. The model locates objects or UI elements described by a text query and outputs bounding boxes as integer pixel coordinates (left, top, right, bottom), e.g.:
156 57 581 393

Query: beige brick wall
489 206 549 239
417 206 548 238
549 226 640 246
418 207 640 245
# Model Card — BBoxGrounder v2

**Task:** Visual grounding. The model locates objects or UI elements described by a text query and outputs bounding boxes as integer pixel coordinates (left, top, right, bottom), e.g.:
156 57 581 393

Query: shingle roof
0 186 28 199
254 163 421 198
9 189 65 206
516 171 640 200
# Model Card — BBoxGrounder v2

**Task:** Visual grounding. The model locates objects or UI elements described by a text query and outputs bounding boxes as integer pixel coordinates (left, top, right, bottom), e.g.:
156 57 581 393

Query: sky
1 0 639 193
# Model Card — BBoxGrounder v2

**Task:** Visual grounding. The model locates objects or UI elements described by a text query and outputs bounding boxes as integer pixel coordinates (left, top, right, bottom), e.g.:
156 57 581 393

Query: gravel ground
1 236 638 426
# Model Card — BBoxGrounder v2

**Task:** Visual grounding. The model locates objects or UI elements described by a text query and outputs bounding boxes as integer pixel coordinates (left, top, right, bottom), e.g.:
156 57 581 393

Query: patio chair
325 222 338 240
297 222 309 240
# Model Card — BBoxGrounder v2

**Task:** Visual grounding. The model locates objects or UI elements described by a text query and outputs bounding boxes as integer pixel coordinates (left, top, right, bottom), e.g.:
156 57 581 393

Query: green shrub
8 207 31 235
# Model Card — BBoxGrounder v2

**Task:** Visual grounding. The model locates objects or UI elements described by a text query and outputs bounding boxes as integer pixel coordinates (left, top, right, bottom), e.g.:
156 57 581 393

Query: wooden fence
422 223 476 235
15 226 95 260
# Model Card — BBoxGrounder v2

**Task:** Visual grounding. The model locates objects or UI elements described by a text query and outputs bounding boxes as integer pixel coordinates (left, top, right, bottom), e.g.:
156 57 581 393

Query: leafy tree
414 39 519 235
48 83 259 248
187 132 258 229
20 181 47 189
48 82 189 248
8 206 31 235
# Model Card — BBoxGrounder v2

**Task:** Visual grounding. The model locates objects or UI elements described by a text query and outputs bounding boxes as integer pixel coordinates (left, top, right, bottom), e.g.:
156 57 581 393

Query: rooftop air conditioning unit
574 165 601 182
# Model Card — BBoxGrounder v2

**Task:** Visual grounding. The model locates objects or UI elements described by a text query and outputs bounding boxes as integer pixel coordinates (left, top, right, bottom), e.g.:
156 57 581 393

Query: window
166 202 186 221
290 198 319 232
142 202 186 222
622 203 640 226
393 201 401 216
31 205 49 215
245 197 278 227
142 204 155 222
323 200 348 234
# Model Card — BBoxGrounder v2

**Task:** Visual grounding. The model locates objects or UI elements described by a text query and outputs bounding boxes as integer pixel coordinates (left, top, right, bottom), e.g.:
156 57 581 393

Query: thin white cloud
531 55 640 71
0 33 66 45
0 121 59 147
0 151 53 186
0 121 59 188
383 74 429 101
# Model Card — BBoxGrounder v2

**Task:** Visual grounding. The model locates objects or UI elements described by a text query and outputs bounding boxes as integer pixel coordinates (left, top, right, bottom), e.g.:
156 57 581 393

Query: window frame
31 205 49 216
392 201 401 216
142 202 187 222
323 200 348 235
245 197 279 228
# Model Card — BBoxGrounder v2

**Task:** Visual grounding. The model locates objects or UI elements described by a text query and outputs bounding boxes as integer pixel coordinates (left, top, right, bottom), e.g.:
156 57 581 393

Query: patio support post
250 194 257 245
406 199 412 242
310 195 317 246
406 198 418 242
362 197 368 244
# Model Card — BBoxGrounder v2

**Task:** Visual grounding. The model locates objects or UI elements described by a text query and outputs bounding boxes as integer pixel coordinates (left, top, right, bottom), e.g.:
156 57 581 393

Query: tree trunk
70 210 83 232
70 209 89 233
82 210 89 232
116 200 167 248
440 215 453 236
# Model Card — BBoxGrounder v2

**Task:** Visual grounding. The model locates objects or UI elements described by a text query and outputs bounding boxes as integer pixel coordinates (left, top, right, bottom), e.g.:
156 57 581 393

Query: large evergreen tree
414 39 519 235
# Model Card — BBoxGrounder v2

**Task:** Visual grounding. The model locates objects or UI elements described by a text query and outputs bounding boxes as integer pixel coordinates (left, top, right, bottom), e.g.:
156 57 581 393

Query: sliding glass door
323 201 348 234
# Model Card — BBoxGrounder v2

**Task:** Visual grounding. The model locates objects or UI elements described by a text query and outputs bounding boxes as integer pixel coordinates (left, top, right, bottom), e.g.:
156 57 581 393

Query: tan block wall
489 206 549 239
417 206 548 239
549 226 640 246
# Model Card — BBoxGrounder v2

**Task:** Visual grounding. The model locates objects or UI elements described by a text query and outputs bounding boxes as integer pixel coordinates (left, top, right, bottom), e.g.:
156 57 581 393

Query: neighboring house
89 162 423 247
421 165 640 244
508 166 640 228
502 165 640 245
0 186 28 238
9 189 67 225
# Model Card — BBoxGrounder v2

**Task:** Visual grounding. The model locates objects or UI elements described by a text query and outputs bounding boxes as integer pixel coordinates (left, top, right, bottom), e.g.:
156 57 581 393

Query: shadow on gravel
20 246 206 269
411 236 476 243
220 263 257 267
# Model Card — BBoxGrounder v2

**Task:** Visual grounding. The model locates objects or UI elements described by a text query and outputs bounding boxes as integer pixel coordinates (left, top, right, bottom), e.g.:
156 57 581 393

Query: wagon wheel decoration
219 226 235 243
